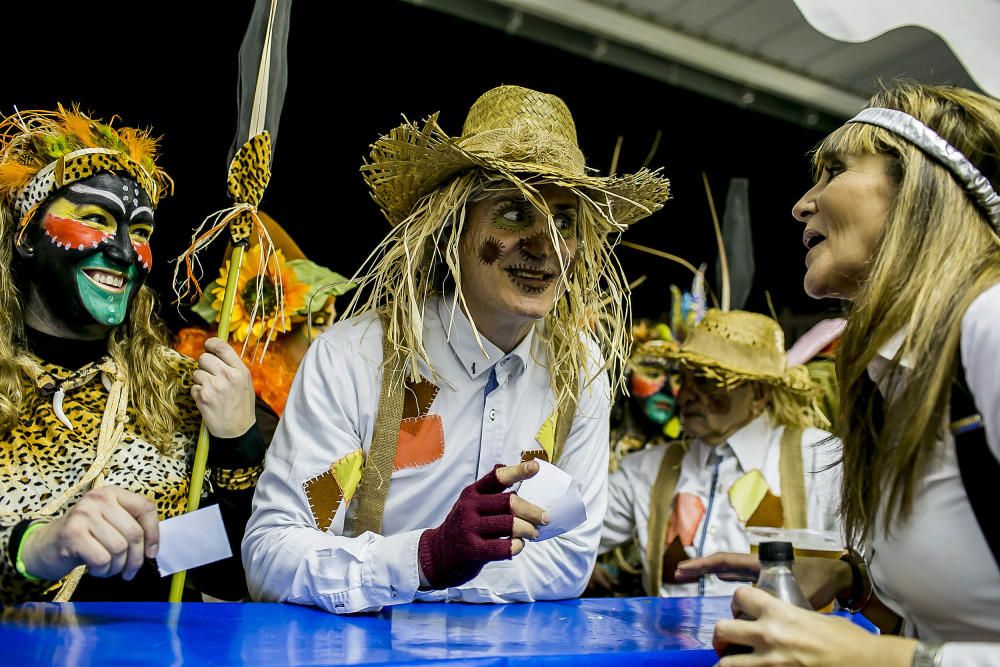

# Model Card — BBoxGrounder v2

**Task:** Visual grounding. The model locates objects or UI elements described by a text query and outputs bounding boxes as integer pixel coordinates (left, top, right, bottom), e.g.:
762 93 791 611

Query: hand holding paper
156 504 232 577
516 459 587 541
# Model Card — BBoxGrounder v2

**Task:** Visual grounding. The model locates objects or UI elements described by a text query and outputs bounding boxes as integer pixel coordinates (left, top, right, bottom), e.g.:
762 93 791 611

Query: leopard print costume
0 347 261 604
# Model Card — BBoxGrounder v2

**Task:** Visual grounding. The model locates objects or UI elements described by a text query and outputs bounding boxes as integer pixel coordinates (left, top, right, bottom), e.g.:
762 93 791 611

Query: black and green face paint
17 172 155 333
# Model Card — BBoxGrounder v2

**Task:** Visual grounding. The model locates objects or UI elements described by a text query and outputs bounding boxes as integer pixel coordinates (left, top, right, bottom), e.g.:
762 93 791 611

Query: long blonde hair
0 205 185 450
820 83 1000 546
341 169 632 410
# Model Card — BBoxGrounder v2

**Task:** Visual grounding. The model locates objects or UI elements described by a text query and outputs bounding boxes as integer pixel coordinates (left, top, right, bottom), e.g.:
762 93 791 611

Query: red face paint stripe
134 242 152 270
43 214 110 250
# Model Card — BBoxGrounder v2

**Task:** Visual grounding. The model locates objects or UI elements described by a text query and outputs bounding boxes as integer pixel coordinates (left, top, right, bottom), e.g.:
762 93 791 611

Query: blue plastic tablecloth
0 596 731 666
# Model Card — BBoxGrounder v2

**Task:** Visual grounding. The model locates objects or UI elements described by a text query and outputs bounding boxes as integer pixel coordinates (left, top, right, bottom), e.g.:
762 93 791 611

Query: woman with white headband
679 82 1000 665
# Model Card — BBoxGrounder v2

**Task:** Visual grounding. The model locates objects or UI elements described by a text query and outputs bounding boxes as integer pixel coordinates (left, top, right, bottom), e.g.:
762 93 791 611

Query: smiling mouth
83 268 127 293
802 228 827 251
505 266 556 293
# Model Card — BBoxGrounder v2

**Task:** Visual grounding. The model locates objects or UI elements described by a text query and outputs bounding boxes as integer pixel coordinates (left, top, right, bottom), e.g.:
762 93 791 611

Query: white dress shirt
866 282 1000 667
601 413 842 596
242 295 610 613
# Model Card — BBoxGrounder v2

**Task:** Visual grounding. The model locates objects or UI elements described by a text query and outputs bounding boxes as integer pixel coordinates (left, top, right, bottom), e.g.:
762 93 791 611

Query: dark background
4 1 844 338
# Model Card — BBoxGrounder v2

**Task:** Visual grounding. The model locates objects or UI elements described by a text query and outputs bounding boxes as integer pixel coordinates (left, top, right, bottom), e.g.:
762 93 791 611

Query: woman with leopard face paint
0 107 270 603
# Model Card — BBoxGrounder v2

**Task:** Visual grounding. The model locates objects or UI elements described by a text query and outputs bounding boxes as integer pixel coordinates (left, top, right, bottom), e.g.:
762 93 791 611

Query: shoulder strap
645 441 688 596
951 356 1000 575
779 427 808 529
351 313 405 537
551 365 579 465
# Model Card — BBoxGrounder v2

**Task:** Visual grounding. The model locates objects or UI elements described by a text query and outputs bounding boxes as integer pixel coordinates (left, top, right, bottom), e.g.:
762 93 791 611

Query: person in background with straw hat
243 85 670 612
0 106 265 603
599 309 841 598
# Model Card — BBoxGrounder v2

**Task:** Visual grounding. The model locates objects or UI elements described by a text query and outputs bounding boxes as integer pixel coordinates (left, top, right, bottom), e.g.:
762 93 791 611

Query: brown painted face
458 183 579 326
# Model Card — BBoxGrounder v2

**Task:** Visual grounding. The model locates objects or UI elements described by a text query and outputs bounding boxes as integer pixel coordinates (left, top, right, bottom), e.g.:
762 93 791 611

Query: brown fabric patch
746 489 784 528
303 467 344 532
520 449 550 463
661 536 689 585
478 237 504 265
393 415 445 470
403 379 439 420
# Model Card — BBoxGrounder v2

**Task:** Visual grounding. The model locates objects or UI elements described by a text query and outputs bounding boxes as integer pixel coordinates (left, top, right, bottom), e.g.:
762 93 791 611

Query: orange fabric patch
666 492 705 547
746 489 784 528
521 449 550 463
303 469 343 532
393 414 445 470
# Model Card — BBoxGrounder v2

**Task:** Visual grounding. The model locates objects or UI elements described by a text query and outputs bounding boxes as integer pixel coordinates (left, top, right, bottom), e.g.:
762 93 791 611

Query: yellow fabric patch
534 411 557 461
727 469 772 523
332 449 364 505
663 416 682 439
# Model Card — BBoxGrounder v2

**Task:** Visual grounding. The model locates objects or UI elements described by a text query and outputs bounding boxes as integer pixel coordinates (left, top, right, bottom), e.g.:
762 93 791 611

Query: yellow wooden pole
168 243 247 602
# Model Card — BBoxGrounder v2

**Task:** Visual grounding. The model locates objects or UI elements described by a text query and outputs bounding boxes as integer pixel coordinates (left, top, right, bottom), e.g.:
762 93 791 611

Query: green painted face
643 391 676 425
74 254 139 326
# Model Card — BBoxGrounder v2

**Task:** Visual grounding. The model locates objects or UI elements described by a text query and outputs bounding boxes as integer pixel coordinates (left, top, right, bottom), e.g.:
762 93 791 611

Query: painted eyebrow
130 206 154 221
551 203 577 212
66 184 127 216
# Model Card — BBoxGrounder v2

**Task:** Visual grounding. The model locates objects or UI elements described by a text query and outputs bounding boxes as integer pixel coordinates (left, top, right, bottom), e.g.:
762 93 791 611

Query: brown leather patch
403 379 439 420
303 468 344 532
746 489 784 528
661 536 689 584
521 449 550 463
393 414 445 470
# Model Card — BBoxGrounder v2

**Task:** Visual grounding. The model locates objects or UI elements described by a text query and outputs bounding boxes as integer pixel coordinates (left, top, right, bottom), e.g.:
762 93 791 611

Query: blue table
1 597 730 666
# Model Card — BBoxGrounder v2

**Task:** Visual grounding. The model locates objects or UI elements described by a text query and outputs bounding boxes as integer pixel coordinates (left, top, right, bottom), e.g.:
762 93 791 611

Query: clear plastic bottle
756 540 812 609
724 541 812 655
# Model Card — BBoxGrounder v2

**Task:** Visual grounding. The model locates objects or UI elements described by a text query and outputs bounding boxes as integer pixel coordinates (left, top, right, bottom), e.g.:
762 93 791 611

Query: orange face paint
42 214 110 250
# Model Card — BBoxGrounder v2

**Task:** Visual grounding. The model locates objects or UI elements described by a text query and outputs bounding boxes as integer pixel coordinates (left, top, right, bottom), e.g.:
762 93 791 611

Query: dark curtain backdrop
3 1 843 335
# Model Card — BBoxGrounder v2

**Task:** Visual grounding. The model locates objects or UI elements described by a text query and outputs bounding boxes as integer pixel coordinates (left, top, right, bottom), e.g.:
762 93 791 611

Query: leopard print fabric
0 347 256 604
226 132 271 244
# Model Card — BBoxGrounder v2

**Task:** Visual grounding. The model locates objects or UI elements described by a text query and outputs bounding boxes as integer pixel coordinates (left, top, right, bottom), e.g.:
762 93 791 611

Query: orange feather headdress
0 104 173 232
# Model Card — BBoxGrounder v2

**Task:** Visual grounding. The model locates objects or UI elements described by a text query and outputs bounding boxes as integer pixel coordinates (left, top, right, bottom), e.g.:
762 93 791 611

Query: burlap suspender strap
644 441 688 596
778 427 807 529
644 427 807 594
351 318 579 537
351 314 405 536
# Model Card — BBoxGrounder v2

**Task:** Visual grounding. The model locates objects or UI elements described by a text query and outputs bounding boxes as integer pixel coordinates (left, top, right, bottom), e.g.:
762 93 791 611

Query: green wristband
15 521 48 582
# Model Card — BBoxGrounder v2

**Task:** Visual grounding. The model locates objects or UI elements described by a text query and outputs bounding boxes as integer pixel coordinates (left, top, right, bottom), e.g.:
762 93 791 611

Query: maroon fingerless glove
418 464 515 589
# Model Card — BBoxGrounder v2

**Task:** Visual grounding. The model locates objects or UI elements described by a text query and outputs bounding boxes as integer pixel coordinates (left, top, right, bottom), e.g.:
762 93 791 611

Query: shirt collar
435 293 534 380
867 328 914 387
696 412 773 473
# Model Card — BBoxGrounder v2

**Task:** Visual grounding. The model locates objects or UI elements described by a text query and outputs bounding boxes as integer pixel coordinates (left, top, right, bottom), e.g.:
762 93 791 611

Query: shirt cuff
940 642 1000 667
364 529 423 607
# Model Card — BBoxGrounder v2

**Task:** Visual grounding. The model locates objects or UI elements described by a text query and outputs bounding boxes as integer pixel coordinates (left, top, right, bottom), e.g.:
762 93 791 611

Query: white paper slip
156 504 232 577
515 459 588 541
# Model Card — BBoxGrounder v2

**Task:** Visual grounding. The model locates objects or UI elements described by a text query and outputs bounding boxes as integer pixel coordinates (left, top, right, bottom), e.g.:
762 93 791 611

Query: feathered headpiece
0 105 173 236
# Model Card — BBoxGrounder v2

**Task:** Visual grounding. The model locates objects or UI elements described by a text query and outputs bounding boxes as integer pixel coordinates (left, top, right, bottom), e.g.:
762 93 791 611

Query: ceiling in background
405 0 984 129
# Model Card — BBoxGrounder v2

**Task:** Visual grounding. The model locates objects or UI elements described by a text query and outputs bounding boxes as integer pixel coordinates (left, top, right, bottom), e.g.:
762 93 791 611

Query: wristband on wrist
14 520 48 582
837 548 873 613
912 642 944 667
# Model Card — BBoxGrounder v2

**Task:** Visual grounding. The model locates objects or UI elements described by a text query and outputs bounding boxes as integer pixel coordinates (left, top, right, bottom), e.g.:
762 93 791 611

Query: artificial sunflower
206 244 309 343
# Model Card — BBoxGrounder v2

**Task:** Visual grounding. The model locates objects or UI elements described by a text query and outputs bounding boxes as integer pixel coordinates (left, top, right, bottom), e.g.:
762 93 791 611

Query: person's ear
752 382 772 412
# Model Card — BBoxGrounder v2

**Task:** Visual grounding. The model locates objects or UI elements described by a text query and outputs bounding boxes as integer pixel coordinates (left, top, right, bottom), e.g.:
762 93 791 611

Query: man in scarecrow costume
0 107 266 603
600 309 842 597
243 85 671 612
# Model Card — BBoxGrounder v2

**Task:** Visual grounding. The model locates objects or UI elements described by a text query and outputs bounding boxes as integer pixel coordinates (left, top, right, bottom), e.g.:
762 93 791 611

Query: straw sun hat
639 309 814 392
360 84 671 227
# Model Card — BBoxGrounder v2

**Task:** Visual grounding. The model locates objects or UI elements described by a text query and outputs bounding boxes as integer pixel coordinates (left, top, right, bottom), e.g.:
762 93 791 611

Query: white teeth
86 270 125 289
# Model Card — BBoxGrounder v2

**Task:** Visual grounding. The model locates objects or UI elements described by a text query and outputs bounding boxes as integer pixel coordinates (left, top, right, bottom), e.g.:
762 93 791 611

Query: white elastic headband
847 107 1000 232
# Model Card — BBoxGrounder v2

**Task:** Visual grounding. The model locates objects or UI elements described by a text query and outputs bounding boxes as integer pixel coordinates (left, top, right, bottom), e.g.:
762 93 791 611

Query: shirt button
489 409 496 421
709 526 717 536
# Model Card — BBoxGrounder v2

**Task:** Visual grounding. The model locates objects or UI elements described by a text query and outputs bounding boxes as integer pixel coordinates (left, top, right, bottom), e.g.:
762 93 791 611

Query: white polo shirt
243 294 610 613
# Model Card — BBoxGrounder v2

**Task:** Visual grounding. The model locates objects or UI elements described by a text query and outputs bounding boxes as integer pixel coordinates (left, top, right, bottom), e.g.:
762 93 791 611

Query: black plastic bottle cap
759 541 794 562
